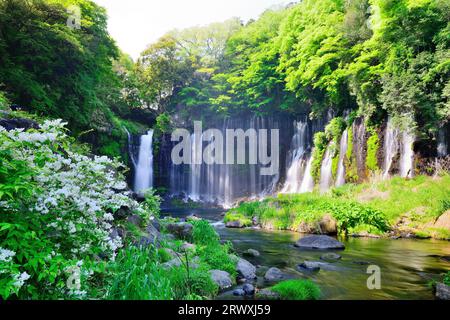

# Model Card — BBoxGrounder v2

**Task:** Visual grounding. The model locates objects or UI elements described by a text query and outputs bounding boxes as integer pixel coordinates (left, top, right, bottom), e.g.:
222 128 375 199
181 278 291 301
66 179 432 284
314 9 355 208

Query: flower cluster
0 120 152 298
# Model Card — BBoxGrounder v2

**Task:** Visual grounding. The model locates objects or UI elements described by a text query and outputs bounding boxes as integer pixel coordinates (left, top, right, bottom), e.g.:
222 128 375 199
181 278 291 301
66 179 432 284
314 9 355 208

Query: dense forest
1 0 449 152
0 0 449 301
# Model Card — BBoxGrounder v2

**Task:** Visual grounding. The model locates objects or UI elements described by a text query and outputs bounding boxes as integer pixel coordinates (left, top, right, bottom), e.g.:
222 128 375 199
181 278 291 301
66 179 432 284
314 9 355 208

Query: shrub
106 246 173 300
0 120 153 299
444 271 450 286
190 220 237 276
311 132 328 183
272 279 320 300
366 127 380 172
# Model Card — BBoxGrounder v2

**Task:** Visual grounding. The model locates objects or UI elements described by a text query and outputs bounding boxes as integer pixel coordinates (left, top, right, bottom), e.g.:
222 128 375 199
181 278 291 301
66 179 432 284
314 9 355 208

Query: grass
271 280 320 300
226 174 450 239
190 220 237 277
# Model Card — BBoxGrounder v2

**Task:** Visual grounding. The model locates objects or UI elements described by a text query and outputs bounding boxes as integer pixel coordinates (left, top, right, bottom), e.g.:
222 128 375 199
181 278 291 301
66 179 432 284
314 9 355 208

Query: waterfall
399 131 415 178
437 127 448 157
383 118 399 178
319 145 333 192
335 128 348 187
281 120 308 193
299 155 314 193
188 133 202 201
169 116 280 207
134 130 154 195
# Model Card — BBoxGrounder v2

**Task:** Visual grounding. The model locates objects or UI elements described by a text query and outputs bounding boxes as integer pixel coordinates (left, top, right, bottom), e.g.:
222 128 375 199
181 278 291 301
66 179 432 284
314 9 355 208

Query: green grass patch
272 280 320 300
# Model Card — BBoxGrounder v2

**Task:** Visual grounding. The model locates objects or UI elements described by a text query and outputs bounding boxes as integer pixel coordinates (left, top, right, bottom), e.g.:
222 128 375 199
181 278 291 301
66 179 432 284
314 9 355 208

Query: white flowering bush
0 120 152 299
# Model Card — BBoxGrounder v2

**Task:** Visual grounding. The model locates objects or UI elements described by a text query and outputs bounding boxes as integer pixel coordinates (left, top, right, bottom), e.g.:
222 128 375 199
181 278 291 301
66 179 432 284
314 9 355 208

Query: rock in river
436 283 450 300
264 267 285 282
244 249 260 257
320 252 342 262
236 258 256 280
255 289 281 300
209 270 233 290
243 283 255 295
226 220 245 228
295 235 345 250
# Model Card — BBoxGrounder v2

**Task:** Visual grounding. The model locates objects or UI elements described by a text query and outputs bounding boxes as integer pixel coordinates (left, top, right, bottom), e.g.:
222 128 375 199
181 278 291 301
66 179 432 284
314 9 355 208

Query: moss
331 152 340 179
272 280 320 300
366 127 380 173
345 125 358 183
311 132 328 183
223 212 252 227
346 126 353 161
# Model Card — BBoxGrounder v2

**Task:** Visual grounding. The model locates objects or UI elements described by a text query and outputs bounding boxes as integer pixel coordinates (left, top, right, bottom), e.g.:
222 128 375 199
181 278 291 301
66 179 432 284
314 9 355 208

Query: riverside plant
0 120 152 299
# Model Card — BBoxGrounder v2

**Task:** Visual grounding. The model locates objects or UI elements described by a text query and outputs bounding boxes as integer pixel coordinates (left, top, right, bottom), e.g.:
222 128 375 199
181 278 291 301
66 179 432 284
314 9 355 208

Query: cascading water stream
383 118 399 178
169 116 280 207
399 131 415 178
335 128 348 187
437 127 448 157
319 145 333 192
299 155 314 193
134 130 154 195
281 120 308 193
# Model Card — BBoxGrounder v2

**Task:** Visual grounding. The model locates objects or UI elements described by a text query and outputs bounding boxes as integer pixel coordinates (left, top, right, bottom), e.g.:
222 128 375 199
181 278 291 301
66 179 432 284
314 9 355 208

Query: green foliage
272 280 320 300
155 113 173 135
330 201 389 235
191 220 219 245
0 90 9 110
325 117 347 143
311 132 329 183
106 246 173 300
366 127 380 172
345 126 358 183
444 271 450 286
190 220 237 276
227 191 390 235
0 120 153 300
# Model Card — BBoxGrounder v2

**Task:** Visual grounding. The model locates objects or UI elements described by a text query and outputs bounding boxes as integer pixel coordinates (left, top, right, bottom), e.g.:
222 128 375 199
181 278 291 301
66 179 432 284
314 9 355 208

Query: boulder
186 214 201 221
180 242 196 252
264 267 285 282
243 283 255 295
318 214 338 234
295 235 345 250
233 289 246 296
298 261 322 272
162 257 182 269
434 210 450 230
244 249 260 257
0 117 39 131
226 220 245 228
209 270 233 290
252 216 260 226
236 258 256 280
436 283 450 300
320 253 342 262
127 214 143 227
255 289 281 300
166 222 193 239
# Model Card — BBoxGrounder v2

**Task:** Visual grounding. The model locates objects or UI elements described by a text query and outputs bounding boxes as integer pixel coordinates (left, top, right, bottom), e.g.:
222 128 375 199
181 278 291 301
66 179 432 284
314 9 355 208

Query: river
162 208 450 300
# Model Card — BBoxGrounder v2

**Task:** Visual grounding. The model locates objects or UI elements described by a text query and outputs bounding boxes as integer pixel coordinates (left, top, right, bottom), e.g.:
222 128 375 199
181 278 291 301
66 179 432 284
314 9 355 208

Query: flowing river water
162 208 450 300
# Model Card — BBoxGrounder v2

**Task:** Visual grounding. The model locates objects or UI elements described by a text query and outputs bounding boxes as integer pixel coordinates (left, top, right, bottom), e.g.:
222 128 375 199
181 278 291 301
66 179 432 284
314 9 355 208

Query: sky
93 0 291 59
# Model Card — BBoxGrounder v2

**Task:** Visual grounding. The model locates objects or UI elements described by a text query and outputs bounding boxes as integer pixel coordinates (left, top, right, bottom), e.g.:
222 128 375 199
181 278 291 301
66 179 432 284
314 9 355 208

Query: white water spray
134 130 154 195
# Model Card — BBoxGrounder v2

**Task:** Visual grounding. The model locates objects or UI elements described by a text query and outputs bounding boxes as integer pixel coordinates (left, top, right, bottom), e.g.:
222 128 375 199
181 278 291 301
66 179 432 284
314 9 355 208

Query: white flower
0 248 16 262
13 272 31 288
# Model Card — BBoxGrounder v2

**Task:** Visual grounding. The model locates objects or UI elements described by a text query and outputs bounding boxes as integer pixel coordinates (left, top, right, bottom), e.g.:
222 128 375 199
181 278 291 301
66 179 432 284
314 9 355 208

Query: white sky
93 0 291 59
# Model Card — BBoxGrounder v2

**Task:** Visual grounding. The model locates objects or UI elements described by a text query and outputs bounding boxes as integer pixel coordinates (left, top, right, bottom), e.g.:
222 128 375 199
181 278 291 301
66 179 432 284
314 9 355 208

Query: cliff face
127 113 448 205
